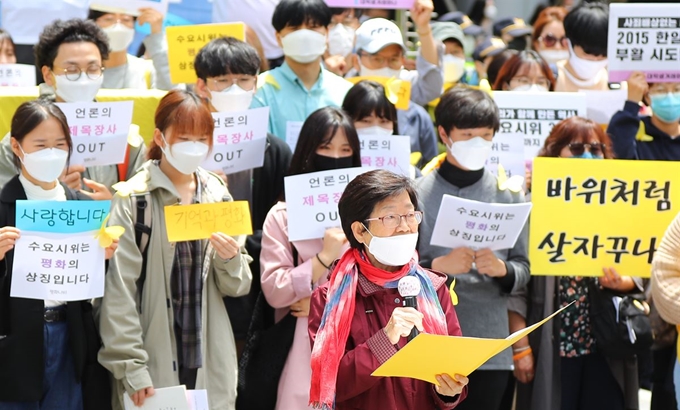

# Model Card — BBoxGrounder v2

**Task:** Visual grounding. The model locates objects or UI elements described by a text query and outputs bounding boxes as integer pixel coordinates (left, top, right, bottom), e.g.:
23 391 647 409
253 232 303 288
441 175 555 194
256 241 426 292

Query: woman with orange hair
531 7 568 65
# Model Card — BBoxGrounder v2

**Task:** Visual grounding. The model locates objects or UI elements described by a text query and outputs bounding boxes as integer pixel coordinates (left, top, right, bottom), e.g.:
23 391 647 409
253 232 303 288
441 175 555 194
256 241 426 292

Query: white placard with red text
359 134 410 177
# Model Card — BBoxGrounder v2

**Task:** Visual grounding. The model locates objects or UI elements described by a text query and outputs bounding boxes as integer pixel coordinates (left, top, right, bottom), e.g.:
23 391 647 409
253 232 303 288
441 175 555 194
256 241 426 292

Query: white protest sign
608 4 680 83
485 133 525 179
186 390 209 410
202 107 269 175
285 121 304 153
359 134 410 177
56 101 133 167
493 91 587 159
0 64 36 87
90 0 169 16
580 89 629 125
124 386 190 410
430 195 532 251
285 167 368 242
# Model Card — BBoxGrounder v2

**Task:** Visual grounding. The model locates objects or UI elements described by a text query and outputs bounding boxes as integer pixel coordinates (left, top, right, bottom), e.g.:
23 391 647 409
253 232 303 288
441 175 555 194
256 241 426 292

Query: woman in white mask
258 107 361 410
98 90 252 410
531 7 569 65
555 2 610 92
0 99 118 409
307 169 468 410
88 7 173 90
493 50 555 92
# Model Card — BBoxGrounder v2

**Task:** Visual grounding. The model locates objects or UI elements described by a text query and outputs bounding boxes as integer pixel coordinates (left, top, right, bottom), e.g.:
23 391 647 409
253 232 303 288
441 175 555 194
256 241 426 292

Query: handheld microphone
398 276 422 342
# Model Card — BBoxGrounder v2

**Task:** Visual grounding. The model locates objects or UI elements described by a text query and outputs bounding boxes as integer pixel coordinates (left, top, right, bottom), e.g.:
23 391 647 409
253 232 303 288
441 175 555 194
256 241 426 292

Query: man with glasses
0 18 147 194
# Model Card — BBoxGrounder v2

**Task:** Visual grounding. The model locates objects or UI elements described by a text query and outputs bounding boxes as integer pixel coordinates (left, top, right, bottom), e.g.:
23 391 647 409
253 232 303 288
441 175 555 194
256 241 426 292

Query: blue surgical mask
572 152 603 160
651 92 680 124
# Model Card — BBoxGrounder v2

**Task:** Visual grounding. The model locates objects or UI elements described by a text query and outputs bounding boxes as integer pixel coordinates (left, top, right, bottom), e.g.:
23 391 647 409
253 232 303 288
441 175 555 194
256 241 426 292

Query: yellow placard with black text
529 157 680 277
166 23 246 84
164 201 252 242
347 76 411 110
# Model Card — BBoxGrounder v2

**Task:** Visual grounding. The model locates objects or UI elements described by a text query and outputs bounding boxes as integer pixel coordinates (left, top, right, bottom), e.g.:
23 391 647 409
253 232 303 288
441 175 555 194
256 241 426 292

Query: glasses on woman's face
364 211 423 229
509 76 551 90
568 142 605 157
538 33 568 48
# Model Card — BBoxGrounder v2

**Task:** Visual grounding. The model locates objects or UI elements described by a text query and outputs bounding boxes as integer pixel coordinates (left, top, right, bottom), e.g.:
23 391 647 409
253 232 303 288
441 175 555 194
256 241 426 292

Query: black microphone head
398 276 421 298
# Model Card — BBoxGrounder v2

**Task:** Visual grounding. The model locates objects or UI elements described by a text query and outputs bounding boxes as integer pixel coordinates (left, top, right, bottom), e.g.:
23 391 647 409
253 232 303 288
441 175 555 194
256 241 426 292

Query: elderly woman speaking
308 169 469 410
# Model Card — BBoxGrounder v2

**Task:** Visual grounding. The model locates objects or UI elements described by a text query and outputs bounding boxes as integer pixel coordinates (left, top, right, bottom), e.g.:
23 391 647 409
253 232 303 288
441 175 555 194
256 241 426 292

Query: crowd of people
0 0 679 409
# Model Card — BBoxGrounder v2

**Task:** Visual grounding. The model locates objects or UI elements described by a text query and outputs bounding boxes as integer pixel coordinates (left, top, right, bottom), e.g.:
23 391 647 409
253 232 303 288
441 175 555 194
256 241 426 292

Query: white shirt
212 0 283 59
1 0 88 44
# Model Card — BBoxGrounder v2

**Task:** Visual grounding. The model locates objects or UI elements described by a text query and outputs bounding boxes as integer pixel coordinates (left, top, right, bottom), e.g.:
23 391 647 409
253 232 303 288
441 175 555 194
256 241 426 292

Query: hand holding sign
410 0 434 31
138 8 164 34
432 247 474 275
0 227 20 261
210 232 240 261
627 71 648 104
474 248 507 277
435 374 468 398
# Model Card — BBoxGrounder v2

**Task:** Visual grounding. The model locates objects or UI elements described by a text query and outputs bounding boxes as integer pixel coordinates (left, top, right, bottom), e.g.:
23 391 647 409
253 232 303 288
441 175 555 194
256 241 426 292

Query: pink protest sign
325 0 415 9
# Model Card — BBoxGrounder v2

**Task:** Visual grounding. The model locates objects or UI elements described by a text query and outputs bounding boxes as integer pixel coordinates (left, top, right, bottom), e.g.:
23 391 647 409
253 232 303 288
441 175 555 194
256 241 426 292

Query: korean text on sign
16 200 111 234
485 133 525 179
529 157 680 277
492 91 587 160
0 64 36 87
164 201 253 242
430 195 532 251
285 167 369 242
167 23 246 84
359 134 411 177
608 4 680 82
56 101 133 167
201 107 269 175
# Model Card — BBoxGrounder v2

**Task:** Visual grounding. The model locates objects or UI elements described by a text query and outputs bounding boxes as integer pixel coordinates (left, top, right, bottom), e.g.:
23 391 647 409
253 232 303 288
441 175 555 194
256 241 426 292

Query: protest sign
430 196 532 251
10 200 111 301
485 133 525 179
164 201 253 242
285 167 368 242
608 4 680 82
347 76 412 110
530 157 680 277
285 120 304 153
124 385 190 410
167 23 246 84
202 107 269 175
492 91 587 159
325 0 415 9
89 0 168 16
581 89 628 126
359 134 411 177
0 64 36 87
56 101 134 167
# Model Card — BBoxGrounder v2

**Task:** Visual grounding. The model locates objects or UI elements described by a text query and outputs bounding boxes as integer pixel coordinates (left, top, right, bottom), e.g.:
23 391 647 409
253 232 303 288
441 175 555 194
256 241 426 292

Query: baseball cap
355 18 406 54
473 37 507 62
430 22 465 47
438 11 484 36
493 17 532 38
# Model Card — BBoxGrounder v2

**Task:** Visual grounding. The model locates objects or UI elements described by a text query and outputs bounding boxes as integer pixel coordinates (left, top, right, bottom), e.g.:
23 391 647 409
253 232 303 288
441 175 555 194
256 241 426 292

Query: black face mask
507 36 527 51
313 153 354 171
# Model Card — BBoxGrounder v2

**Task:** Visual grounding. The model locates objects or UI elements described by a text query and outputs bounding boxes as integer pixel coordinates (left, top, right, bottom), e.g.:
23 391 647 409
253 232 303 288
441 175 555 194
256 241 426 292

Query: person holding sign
0 100 118 409
0 19 148 197
555 2 610 92
258 106 360 409
607 72 680 161
416 87 530 410
492 50 555 92
0 29 17 64
88 6 174 90
512 116 643 410
98 90 252 410
251 0 353 140
307 169 468 410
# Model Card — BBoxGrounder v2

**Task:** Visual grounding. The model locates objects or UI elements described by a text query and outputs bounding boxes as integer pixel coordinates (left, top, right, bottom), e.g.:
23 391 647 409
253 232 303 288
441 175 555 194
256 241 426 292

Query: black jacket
0 176 110 408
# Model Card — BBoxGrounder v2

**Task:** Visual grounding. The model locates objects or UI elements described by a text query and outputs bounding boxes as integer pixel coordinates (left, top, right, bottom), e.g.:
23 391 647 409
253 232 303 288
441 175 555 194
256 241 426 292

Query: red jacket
308 269 467 410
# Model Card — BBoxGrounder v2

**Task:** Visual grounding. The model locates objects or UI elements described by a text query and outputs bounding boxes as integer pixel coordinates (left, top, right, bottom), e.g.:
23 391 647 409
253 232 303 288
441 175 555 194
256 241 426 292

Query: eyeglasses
568 142 605 156
538 33 568 48
359 52 404 70
364 211 423 229
53 65 105 81
208 76 257 92
97 15 135 27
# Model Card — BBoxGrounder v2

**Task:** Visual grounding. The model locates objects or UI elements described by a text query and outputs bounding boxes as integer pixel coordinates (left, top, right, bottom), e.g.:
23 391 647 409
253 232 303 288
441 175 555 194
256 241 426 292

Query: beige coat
98 161 252 410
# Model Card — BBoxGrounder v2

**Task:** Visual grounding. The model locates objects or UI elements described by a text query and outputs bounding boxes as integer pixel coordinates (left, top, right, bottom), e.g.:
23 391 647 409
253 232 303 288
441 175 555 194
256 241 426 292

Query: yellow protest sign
166 23 246 84
347 76 411 110
164 201 252 242
372 303 572 383
530 157 680 277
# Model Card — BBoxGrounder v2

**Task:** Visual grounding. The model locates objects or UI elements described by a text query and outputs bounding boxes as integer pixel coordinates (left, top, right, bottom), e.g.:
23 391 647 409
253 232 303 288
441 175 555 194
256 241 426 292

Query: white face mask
511 84 548 92
365 226 418 266
19 146 68 183
447 136 493 170
54 73 103 102
161 134 209 175
210 83 255 112
359 62 401 79
567 40 608 81
539 49 569 64
281 29 327 64
442 54 466 83
357 125 393 136
102 23 135 52
328 23 355 57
